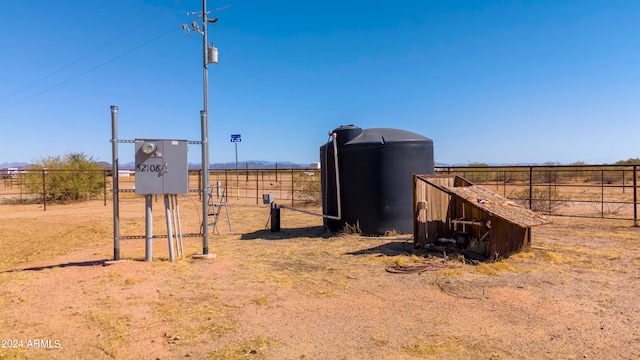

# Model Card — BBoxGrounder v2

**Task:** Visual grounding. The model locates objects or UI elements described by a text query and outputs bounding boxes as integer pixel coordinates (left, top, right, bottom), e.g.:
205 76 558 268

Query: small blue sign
230 134 241 142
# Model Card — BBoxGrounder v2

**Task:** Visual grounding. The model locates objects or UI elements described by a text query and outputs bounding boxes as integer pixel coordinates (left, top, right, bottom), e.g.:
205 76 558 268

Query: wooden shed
413 174 551 259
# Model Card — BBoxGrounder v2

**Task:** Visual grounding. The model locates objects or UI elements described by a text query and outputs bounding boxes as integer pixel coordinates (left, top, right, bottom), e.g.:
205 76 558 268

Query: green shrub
23 152 106 201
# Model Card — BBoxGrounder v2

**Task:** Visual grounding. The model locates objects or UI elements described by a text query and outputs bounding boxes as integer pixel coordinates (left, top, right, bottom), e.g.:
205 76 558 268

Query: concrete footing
192 253 217 260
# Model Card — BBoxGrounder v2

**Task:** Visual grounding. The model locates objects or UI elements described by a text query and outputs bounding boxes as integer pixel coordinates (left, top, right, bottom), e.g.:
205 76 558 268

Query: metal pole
198 169 202 201
235 141 239 199
601 169 605 218
528 166 533 210
634 165 638 227
548 172 552 214
111 105 120 261
145 195 153 261
200 111 210 254
200 0 211 255
42 169 46 211
103 170 107 206
164 195 175 262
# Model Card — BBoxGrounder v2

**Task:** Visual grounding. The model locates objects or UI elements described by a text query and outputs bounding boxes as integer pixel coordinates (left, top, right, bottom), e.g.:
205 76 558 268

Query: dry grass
153 280 235 346
403 334 505 359
1 198 640 359
472 259 526 275
207 336 279 359
84 297 131 358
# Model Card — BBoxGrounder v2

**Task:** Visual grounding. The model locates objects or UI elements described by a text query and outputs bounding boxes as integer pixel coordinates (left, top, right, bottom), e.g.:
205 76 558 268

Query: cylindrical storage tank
320 125 434 235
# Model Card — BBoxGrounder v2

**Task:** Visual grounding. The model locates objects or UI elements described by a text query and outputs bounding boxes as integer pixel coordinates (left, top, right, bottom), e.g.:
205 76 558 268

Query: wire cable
0 8 168 105
0 26 179 112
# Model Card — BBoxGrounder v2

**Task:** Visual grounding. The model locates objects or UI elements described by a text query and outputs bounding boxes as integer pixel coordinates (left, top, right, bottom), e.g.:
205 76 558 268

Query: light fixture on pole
182 0 222 258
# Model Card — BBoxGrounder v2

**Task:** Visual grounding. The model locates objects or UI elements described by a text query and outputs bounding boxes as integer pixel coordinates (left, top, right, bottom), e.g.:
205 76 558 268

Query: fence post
19 173 23 204
548 171 552 214
103 170 107 206
528 166 533 210
503 170 507 197
634 165 638 227
291 169 295 207
256 170 259 205
198 170 202 201
601 169 605 218
276 163 278 182
42 169 47 211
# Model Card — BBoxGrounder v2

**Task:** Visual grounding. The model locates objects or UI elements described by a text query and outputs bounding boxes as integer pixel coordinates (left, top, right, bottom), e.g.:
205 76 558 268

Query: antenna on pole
183 1 229 259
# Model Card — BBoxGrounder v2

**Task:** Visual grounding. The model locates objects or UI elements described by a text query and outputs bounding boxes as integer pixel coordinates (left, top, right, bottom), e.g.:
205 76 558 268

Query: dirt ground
0 198 639 359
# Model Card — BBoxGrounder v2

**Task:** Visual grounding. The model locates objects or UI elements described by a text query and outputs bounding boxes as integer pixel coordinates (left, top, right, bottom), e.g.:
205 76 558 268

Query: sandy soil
1 198 639 359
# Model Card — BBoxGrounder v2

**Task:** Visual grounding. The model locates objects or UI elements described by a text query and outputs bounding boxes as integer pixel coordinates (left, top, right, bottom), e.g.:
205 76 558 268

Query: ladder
206 181 231 234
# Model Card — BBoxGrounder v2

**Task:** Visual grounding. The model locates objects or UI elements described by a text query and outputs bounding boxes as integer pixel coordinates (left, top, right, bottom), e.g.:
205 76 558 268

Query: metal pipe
174 195 184 257
330 132 342 221
601 169 605 218
200 110 210 254
235 141 239 199
42 169 47 211
634 165 638 227
165 194 175 262
279 132 342 221
199 0 211 255
111 105 120 261
145 194 153 261
528 166 533 210
103 170 107 206
170 195 179 257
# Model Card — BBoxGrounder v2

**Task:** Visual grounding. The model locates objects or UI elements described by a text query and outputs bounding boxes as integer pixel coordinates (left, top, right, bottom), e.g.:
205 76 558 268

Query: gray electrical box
262 192 274 204
134 139 188 195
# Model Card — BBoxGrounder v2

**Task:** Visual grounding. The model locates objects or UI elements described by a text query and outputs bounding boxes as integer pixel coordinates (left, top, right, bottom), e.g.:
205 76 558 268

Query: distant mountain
436 162 550 167
206 161 309 170
0 162 29 169
116 161 312 170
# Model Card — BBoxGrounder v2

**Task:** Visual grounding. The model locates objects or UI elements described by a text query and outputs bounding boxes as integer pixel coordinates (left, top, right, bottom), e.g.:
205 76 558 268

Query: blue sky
1 0 638 166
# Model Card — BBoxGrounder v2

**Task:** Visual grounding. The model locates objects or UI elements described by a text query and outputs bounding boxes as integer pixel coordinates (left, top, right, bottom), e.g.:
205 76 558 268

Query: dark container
320 125 434 235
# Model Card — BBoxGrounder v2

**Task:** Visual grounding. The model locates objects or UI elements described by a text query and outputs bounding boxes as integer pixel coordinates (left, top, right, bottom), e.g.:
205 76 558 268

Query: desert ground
0 196 639 359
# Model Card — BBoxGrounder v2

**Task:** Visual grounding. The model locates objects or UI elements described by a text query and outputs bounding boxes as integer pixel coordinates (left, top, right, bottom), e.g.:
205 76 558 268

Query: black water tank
320 125 434 235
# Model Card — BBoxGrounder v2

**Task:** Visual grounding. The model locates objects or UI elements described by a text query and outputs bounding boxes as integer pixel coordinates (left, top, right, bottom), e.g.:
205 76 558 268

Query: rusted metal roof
440 184 551 228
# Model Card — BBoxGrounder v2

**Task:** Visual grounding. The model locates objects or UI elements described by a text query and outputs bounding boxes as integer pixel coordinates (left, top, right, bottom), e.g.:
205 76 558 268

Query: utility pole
201 0 210 256
185 0 219 258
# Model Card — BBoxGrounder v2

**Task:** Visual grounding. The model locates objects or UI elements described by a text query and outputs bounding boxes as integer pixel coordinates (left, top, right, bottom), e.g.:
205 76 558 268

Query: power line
0 26 179 112
0 8 167 105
